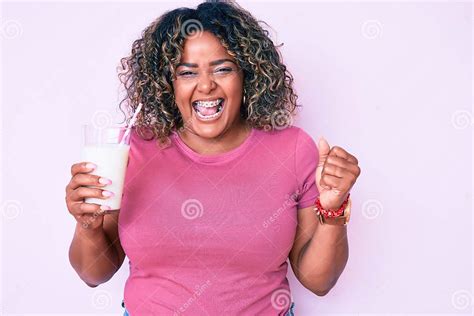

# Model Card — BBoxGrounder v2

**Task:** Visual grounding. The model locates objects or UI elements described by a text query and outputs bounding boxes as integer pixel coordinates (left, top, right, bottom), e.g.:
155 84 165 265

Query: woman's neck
177 119 251 155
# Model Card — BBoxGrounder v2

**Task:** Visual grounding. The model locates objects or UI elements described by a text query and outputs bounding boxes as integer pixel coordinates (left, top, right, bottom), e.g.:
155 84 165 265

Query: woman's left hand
315 137 361 211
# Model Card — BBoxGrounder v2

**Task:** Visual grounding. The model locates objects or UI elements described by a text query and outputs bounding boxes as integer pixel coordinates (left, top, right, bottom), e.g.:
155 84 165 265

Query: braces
194 99 223 108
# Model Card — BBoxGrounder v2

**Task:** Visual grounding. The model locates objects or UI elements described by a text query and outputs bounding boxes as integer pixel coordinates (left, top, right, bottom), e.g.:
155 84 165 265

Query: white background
1 0 472 314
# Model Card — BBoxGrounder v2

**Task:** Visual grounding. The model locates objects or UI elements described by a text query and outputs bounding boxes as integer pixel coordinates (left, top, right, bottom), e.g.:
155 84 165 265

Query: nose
196 72 216 94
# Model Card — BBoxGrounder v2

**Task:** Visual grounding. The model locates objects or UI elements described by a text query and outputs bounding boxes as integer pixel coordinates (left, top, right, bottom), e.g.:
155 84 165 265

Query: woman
66 1 361 315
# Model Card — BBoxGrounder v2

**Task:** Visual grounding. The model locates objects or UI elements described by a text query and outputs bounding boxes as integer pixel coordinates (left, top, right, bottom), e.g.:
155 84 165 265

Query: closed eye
178 71 196 76
216 67 233 73
177 67 235 78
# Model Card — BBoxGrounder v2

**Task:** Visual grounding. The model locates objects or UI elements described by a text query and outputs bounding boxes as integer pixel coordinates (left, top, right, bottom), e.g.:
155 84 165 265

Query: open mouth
192 98 225 120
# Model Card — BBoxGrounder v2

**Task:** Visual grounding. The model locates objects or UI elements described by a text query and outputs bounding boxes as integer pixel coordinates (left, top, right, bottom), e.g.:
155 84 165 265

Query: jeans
122 300 295 315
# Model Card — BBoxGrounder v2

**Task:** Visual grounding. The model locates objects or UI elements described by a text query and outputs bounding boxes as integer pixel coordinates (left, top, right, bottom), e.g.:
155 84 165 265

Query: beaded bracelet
314 193 351 218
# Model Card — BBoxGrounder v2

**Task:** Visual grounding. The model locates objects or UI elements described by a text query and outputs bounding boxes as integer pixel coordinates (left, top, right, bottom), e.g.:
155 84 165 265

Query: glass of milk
81 124 131 210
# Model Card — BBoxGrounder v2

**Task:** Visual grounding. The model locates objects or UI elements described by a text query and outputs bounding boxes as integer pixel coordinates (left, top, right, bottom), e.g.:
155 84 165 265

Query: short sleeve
295 128 320 209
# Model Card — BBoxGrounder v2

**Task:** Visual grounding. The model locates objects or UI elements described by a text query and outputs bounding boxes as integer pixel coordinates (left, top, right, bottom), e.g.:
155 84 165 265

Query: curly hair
118 0 301 147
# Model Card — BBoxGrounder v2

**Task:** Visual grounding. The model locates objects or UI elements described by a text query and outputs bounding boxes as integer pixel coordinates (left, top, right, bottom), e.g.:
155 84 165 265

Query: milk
81 144 130 210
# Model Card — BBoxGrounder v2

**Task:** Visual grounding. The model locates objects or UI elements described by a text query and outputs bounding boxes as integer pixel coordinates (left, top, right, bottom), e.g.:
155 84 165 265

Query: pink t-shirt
118 125 319 315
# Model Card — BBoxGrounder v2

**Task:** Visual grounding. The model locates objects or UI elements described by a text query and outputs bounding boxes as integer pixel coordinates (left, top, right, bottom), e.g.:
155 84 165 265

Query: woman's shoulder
259 126 317 157
256 125 309 142
128 126 173 151
130 126 153 140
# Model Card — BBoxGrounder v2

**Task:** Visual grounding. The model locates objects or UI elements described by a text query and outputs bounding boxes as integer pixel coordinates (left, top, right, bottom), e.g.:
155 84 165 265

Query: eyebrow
176 58 237 68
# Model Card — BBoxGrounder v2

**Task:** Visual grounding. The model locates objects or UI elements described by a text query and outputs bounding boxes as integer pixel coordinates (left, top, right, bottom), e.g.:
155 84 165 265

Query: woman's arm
68 212 125 287
299 220 349 295
290 137 358 294
289 205 349 296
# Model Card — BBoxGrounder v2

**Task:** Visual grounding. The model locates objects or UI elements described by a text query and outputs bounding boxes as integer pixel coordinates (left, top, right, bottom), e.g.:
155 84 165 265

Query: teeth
194 99 222 108
196 110 221 119
193 100 224 119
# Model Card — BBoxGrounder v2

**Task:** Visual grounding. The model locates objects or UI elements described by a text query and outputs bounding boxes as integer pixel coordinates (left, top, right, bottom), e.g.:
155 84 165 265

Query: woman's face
172 31 245 140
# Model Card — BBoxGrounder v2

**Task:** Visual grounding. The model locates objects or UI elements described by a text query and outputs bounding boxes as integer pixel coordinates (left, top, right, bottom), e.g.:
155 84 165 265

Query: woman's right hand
65 162 115 231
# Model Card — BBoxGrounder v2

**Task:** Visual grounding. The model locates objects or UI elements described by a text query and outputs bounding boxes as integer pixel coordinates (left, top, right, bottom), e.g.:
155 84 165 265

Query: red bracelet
314 193 351 218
